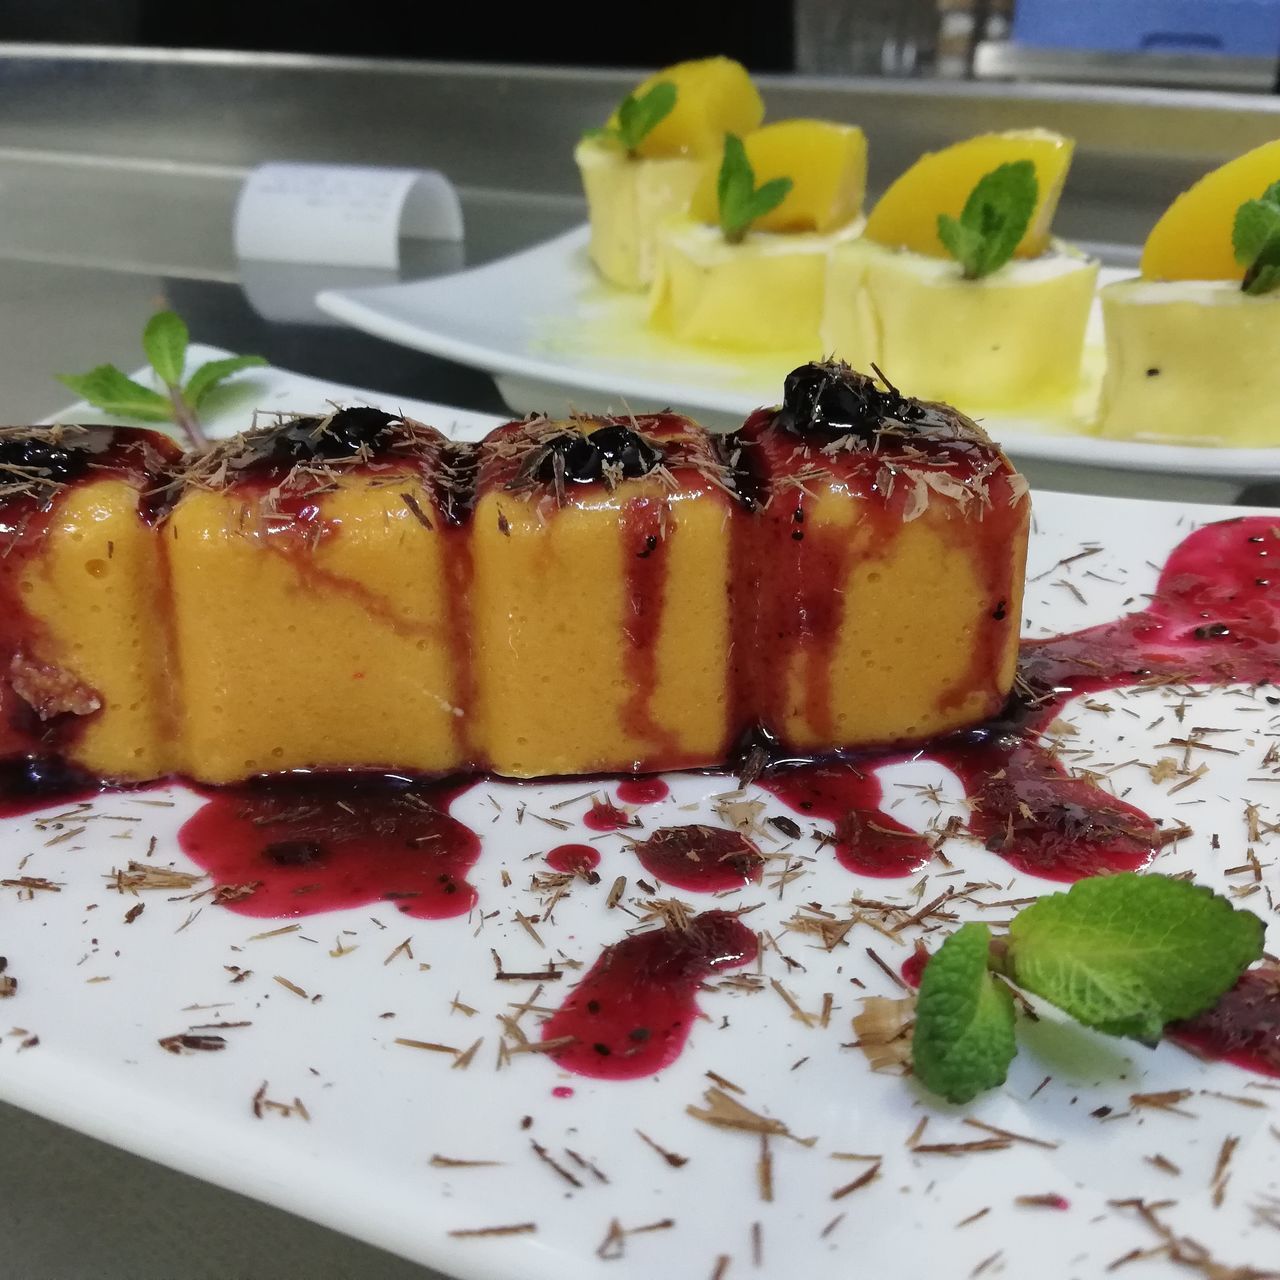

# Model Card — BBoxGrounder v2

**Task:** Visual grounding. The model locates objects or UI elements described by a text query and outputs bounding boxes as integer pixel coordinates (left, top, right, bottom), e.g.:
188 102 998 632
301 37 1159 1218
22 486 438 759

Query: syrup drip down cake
0 362 1028 785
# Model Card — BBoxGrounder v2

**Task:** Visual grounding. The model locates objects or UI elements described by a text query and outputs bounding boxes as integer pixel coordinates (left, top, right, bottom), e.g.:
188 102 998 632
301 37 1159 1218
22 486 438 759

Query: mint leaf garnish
937 159 1038 280
56 366 171 422
184 354 268 410
1232 180 1280 295
142 310 189 388
912 922 1016 1104
56 310 265 448
905 874 1266 1105
586 81 677 157
1007 873 1264 1043
717 133 792 245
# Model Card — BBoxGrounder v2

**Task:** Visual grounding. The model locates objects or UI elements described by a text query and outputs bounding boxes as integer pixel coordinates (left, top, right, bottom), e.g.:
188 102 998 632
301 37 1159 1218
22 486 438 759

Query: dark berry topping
0 434 83 483
779 361 924 440
239 407 406 470
534 423 663 485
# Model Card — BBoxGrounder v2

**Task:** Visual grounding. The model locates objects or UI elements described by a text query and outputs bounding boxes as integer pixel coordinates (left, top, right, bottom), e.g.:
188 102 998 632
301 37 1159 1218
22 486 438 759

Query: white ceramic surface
315 225 1280 485
4 359 1277 1280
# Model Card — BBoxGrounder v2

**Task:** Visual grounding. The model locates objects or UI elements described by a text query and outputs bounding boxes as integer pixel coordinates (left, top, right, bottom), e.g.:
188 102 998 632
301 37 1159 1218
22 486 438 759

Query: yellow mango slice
616 56 763 160
689 119 867 233
1141 139 1280 282
864 128 1074 259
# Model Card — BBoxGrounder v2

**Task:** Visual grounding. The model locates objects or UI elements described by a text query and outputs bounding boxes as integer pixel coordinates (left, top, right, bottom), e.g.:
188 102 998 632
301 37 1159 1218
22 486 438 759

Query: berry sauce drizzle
177 773 481 919
759 763 935 878
583 798 633 832
632 824 763 893
539 910 758 1079
900 944 930 990
546 844 601 875
0 756 114 820
1167 967 1280 1077
1 516 1277 1083
615 777 670 805
763 517 1279 882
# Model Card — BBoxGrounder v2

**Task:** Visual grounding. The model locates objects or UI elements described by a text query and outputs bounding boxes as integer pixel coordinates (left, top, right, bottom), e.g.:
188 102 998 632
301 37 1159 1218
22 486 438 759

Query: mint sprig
937 159 1039 281
584 81 677 158
1232 180 1280 296
913 922 1017 1104
1007 873 1264 1043
58 310 265 449
909 874 1264 1104
717 133 792 244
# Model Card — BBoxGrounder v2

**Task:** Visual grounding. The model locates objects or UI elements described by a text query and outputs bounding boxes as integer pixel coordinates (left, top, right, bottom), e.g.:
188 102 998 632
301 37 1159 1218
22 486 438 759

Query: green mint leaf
1232 181 1280 265
1007 873 1264 1044
912 922 1017 1104
56 365 172 422
183 354 268 410
1244 243 1280 296
937 159 1038 280
1234 182 1280 295
142 310 189 388
717 134 793 244
746 175 793 226
614 80 677 155
718 134 756 240
937 214 987 276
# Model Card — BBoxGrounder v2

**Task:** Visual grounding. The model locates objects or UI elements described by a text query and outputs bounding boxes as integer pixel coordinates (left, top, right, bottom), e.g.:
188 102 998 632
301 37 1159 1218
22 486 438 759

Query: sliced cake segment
471 414 735 777
165 409 474 783
0 425 180 781
731 363 1029 752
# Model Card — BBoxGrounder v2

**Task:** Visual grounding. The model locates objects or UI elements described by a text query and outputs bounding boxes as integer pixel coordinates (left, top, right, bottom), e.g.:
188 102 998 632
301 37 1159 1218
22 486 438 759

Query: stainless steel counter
1 45 1279 1279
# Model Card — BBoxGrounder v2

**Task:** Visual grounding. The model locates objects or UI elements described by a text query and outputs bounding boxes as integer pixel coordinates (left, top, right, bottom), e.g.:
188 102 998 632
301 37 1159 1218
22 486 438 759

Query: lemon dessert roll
649 119 867 350
1097 139 1280 447
575 56 763 291
823 130 1097 412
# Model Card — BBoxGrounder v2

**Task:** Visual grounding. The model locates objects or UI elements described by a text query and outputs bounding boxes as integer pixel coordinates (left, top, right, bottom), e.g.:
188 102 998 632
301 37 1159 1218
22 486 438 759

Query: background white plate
315 226 1280 499
4 357 1278 1280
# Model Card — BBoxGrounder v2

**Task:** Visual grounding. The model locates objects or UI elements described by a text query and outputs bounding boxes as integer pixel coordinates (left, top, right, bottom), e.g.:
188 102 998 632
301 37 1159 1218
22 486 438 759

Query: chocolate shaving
686 1086 816 1146
635 1129 688 1168
158 1032 227 1054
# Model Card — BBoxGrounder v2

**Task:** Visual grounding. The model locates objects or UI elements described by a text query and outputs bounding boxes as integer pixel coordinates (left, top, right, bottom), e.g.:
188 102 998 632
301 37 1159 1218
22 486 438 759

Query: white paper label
233 162 464 270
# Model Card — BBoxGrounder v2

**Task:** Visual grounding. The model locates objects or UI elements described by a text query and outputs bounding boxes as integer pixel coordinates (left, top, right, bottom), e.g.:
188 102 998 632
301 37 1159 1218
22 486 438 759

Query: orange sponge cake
0 426 180 783
0 365 1029 789
471 414 735 777
730 364 1028 752
164 410 475 783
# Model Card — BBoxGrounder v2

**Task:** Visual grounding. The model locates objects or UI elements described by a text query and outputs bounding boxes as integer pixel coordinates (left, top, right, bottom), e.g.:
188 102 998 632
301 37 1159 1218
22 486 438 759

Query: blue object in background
1012 0 1280 56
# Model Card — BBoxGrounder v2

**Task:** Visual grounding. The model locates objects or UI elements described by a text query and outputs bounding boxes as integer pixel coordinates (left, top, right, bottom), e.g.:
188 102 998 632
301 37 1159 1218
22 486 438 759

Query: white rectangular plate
3 357 1278 1280
315 225 1280 484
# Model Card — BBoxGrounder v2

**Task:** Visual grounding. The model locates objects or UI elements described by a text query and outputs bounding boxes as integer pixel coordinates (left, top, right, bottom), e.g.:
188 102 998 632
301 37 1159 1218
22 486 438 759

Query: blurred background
4 0 1280 89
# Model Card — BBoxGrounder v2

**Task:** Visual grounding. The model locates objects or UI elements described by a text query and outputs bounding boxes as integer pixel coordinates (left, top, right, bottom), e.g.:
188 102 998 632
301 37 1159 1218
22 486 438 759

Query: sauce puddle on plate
4 516 1279 1081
